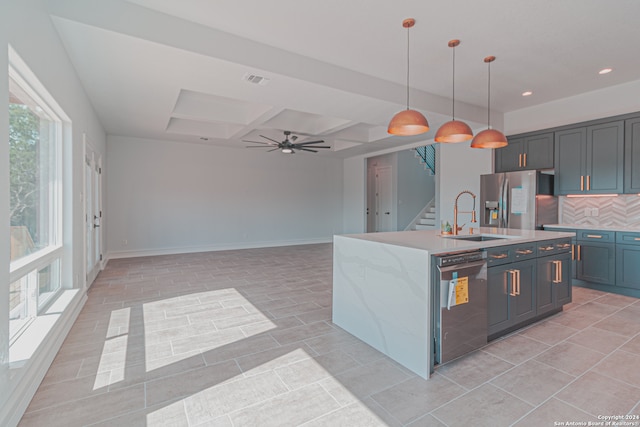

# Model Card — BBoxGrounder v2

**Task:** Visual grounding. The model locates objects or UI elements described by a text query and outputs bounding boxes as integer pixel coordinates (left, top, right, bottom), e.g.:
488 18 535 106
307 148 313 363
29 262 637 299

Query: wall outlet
123 239 128 246
584 208 591 217
592 208 599 217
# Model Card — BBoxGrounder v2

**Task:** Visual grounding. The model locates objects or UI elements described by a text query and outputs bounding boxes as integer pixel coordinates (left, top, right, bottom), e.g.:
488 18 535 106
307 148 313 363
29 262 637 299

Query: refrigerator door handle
502 177 510 228
498 176 505 228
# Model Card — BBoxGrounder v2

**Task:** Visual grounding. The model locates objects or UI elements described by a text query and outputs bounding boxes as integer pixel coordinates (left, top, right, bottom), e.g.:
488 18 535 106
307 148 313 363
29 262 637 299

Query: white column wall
436 142 494 232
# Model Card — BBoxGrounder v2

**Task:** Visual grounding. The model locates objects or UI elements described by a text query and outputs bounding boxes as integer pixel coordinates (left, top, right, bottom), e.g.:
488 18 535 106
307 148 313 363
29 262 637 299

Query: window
8 65 64 342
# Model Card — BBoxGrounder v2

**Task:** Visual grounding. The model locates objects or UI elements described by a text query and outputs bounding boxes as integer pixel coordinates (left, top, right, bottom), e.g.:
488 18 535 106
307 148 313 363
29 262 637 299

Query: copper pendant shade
434 40 473 143
388 18 429 136
471 55 508 149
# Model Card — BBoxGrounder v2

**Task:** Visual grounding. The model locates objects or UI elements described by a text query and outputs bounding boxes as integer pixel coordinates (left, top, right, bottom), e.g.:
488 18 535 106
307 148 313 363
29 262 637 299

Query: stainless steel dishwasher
433 250 488 365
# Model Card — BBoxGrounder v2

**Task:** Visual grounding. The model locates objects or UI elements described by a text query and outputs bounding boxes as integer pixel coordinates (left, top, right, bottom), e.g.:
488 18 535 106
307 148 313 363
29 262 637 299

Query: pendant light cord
406 25 410 110
452 45 456 120
487 60 491 129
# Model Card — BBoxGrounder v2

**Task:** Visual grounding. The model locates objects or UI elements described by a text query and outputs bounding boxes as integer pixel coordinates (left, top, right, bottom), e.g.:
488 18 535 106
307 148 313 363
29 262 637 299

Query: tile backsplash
559 194 640 227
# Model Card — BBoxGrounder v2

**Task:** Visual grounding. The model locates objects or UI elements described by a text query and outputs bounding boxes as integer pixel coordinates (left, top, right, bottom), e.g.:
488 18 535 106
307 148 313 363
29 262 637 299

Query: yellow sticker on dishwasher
455 277 469 305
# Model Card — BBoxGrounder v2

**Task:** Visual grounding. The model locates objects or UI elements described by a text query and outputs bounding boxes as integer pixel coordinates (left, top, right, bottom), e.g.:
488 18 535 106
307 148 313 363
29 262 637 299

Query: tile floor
19 243 640 426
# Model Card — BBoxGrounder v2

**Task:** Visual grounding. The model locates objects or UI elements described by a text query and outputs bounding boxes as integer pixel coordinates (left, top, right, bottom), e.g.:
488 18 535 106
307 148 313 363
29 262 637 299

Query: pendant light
471 56 508 148
387 18 429 136
434 40 473 143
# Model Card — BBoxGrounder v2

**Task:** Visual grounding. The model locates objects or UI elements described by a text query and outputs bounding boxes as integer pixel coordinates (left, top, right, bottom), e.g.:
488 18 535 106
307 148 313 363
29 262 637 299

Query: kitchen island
332 227 575 379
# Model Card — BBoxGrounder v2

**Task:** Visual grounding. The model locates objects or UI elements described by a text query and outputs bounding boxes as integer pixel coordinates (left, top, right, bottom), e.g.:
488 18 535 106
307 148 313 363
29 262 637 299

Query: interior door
366 164 376 232
85 138 102 287
375 166 393 232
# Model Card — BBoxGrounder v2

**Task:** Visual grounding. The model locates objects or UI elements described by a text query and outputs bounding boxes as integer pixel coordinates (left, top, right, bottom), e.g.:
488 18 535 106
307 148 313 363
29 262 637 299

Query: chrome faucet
453 190 477 235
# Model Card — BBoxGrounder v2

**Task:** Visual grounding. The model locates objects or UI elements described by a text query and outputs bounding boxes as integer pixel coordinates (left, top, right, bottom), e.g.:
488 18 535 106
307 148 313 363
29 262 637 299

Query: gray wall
106 136 344 257
397 149 435 230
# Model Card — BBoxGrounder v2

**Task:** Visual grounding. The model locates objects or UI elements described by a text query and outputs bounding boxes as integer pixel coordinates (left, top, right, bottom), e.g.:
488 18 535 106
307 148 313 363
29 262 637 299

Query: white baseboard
105 237 334 261
0 290 87 427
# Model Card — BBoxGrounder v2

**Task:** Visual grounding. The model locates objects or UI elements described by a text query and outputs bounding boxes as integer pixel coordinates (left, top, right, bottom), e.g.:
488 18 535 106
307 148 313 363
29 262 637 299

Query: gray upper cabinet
495 133 554 172
554 128 586 194
625 117 640 193
554 121 624 195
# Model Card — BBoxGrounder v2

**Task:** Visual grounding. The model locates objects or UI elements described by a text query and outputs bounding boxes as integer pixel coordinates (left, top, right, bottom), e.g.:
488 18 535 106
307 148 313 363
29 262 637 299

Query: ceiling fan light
470 128 508 149
281 148 293 154
434 120 473 143
388 109 430 136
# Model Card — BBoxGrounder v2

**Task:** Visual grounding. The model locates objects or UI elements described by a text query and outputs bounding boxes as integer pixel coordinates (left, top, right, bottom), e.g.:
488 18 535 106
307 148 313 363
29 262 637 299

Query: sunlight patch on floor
94 307 130 389
140 288 276 372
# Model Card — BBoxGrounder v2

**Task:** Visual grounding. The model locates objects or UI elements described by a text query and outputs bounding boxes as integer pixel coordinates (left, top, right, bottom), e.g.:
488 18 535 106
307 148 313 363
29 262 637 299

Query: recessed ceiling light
599 68 613 75
200 137 209 141
522 91 533 97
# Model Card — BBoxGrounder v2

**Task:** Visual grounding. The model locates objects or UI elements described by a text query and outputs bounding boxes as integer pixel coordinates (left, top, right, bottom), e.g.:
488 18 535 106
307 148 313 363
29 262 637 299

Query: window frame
8 59 66 342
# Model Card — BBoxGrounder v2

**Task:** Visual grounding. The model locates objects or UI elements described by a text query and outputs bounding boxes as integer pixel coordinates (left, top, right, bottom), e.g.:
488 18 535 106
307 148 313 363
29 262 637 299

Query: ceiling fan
244 130 330 154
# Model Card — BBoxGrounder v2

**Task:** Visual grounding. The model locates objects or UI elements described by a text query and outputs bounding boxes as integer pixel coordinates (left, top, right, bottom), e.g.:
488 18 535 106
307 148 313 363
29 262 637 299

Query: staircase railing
415 145 436 175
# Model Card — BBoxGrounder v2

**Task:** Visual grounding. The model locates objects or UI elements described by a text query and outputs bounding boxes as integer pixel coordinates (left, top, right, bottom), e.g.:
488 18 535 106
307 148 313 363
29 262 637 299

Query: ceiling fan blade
296 140 325 146
267 148 280 152
299 148 318 153
243 140 277 146
293 145 330 149
259 134 282 144
246 146 271 148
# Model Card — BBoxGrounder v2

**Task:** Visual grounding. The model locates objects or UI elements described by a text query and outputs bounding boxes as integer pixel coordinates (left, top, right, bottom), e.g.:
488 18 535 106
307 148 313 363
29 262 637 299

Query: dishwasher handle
437 259 488 274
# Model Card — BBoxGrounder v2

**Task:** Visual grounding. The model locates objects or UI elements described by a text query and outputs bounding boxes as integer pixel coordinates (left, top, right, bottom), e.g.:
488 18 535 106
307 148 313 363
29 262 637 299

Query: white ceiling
49 0 640 157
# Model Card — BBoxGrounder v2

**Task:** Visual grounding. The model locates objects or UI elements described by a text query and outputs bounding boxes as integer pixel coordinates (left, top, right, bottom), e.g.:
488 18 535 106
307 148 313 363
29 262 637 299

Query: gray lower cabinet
575 230 616 285
487 239 571 339
488 259 536 337
616 231 640 290
544 227 640 297
537 252 572 316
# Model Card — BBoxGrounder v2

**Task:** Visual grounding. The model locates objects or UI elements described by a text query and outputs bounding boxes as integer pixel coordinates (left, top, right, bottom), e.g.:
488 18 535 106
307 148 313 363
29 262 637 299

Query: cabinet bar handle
577 244 581 261
509 270 517 296
552 260 562 283
516 269 521 295
587 175 591 191
539 246 554 251
519 154 522 168
571 244 575 260
586 234 602 239
492 253 509 259
580 175 584 191
516 249 533 255
523 153 527 167
634 238 640 241
556 261 561 283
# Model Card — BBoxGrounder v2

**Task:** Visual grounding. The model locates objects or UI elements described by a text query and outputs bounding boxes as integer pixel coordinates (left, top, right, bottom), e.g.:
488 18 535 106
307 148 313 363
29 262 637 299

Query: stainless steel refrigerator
480 170 557 230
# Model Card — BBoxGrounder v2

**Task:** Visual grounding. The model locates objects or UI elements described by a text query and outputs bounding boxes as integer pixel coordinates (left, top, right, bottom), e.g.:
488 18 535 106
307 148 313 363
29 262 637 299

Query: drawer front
485 246 513 266
554 238 573 254
576 230 615 243
513 243 537 261
543 227 576 234
537 240 558 256
616 231 640 246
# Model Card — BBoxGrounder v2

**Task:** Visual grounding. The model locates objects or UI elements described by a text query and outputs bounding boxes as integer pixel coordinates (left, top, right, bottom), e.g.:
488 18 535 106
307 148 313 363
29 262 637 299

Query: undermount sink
446 235 508 242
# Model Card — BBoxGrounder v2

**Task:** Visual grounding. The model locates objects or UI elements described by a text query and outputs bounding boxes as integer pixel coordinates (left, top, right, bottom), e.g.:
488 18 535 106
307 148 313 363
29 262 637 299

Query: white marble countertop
338 227 575 255
544 224 640 233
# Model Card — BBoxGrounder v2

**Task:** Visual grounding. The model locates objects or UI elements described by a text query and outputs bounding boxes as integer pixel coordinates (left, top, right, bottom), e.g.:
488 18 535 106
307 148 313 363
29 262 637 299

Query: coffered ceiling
48 0 640 157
